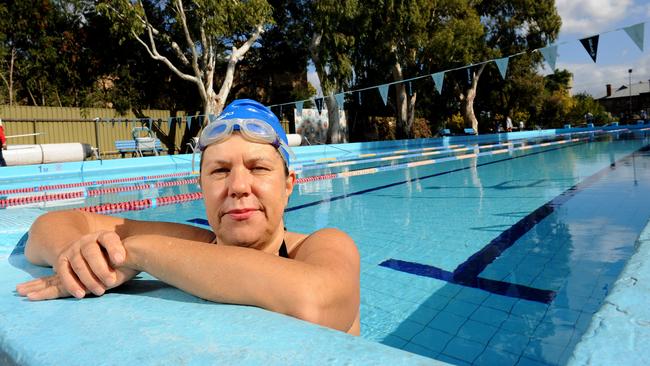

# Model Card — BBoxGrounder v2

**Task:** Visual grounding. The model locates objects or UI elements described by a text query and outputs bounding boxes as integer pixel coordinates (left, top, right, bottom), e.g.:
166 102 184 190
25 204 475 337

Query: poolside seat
441 128 452 136
114 139 163 158
463 128 477 135
563 124 571 129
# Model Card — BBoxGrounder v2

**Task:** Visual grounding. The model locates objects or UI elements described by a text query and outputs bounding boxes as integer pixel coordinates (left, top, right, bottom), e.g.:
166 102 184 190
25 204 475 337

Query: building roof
599 81 650 100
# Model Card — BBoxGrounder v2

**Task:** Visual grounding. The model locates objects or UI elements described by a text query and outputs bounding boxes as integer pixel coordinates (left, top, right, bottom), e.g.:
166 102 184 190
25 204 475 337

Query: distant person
506 116 513 132
16 99 360 335
0 118 7 167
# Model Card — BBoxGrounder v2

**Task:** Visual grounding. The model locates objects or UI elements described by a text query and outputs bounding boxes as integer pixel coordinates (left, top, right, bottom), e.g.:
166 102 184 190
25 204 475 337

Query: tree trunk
9 48 15 106
460 64 486 133
392 61 417 139
325 94 347 144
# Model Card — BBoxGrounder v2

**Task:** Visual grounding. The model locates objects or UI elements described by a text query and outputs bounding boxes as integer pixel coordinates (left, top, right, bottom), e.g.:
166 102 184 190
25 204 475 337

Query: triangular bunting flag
378 84 389 106
111 119 115 127
167 117 173 130
147 118 152 130
295 101 304 116
315 98 323 114
358 91 362 105
539 45 558 70
579 35 599 63
467 67 472 85
431 72 445 94
407 82 412 96
186 116 192 130
494 57 509 79
335 93 345 110
624 23 644 52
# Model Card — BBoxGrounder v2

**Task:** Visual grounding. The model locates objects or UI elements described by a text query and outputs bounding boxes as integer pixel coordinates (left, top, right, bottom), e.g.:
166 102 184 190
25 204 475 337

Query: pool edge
568 218 650 365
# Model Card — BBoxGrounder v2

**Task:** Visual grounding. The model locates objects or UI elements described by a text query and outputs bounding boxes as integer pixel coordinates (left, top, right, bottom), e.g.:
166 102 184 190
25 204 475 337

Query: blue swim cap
208 99 292 166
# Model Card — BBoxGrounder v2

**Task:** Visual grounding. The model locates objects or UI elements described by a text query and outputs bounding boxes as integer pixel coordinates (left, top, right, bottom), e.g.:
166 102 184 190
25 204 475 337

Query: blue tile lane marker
188 141 648 304
381 145 649 303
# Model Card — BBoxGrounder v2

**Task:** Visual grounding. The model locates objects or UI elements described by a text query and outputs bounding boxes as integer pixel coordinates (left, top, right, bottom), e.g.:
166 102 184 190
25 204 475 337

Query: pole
94 117 101 159
629 69 633 121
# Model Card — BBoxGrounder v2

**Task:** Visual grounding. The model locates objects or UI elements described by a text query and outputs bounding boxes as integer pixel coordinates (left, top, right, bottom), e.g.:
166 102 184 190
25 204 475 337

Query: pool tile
402 342 439 359
421 295 451 311
489 328 530 355
470 306 510 327
381 335 408 349
532 322 575 346
516 356 553 366
442 336 485 363
482 293 519 312
435 353 472 366
475 346 520 366
500 315 539 336
522 340 566 365
511 300 549 319
454 286 491 305
392 319 425 341
457 319 498 345
435 284 464 299
408 306 440 326
443 299 479 317
429 311 468 334
410 327 453 353
542 306 580 325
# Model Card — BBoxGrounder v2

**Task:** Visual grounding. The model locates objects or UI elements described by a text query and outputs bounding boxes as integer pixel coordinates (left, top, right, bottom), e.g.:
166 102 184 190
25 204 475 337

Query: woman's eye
212 168 229 174
252 166 270 172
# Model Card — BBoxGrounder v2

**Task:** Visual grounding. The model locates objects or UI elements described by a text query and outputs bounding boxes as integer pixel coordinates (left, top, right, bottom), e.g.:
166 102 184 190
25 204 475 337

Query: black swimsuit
279 240 289 258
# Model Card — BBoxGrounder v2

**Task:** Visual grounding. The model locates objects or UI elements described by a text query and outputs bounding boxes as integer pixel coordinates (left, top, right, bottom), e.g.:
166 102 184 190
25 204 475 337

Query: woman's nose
227 168 252 197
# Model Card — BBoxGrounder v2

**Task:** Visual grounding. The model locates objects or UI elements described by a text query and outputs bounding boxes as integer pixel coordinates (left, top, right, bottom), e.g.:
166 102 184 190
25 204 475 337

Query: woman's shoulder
285 228 357 259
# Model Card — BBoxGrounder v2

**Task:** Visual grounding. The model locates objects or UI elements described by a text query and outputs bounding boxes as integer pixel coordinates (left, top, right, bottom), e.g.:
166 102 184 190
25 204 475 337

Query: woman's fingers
67 255 105 296
56 257 91 298
81 241 117 287
97 231 126 266
16 276 70 301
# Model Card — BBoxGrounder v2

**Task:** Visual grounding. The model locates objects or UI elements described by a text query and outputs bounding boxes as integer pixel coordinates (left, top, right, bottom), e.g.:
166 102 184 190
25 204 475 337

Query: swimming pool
2 127 650 365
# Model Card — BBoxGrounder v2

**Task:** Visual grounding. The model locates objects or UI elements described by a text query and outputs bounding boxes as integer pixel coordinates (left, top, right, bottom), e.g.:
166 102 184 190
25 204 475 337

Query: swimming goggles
197 118 295 167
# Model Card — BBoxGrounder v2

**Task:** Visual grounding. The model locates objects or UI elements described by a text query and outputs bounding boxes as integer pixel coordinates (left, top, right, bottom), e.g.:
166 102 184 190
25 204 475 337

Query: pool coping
568 218 650 365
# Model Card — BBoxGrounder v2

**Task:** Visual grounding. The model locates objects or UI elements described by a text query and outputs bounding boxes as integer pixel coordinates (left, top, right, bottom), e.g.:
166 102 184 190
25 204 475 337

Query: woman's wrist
122 235 148 272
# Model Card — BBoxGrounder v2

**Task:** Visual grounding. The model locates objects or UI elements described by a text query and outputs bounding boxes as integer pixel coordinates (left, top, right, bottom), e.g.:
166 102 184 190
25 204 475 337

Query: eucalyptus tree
352 0 483 139
98 0 274 118
458 0 561 132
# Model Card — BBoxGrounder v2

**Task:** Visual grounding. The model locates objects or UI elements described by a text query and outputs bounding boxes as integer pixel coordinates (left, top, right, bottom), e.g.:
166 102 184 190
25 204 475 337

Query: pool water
5 130 650 365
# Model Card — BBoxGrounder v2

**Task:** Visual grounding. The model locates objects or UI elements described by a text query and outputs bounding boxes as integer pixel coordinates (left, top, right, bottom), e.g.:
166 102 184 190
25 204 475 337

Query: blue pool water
2 129 650 365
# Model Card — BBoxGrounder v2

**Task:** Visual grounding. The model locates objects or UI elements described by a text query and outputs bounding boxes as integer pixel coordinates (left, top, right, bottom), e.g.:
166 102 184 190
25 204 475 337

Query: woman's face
199 134 295 250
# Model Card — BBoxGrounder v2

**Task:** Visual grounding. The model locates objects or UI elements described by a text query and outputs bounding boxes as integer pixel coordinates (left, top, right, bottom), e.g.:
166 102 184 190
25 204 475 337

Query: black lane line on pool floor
381 145 650 304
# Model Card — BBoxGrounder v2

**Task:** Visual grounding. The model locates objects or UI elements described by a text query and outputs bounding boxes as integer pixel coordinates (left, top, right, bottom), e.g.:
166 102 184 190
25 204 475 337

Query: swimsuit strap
279 240 289 258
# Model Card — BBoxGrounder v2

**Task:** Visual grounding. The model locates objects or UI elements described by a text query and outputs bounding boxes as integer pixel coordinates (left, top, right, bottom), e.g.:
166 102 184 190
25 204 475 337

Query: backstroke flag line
579 35 599 63
431 72 445 94
378 84 389 106
494 57 509 79
624 23 645 52
539 45 558 71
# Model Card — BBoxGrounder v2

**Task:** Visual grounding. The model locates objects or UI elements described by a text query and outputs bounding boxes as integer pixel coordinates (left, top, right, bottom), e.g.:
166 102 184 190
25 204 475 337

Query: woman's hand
16 230 139 300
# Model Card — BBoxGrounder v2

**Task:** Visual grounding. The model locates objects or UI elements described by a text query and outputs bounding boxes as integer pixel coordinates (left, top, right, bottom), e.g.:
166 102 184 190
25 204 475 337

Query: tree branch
175 0 202 81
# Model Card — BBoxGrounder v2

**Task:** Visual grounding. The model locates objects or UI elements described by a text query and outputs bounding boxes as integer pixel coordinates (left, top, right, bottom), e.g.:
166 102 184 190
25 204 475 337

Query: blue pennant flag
186 116 192 130
378 84 389 106
624 23 644 51
494 57 510 79
147 118 152 130
335 93 345 110
358 91 362 105
295 101 304 116
167 117 174 130
579 35 599 63
407 82 412 96
111 119 115 127
431 72 445 94
539 45 558 71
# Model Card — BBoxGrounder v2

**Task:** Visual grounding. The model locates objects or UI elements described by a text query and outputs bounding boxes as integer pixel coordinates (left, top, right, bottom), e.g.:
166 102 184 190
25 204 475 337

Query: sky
307 0 650 99
554 0 650 97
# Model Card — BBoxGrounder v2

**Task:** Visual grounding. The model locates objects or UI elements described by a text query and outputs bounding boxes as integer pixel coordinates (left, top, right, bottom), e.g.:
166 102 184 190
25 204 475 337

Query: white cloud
559 52 650 97
556 0 633 35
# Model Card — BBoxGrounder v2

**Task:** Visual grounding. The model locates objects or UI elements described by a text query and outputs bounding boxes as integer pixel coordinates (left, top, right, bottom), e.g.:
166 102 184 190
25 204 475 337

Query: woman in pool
16 99 360 335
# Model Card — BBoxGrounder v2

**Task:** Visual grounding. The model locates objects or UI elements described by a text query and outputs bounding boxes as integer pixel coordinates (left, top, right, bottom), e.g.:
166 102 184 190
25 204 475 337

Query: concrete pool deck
568 220 650 365
0 208 438 365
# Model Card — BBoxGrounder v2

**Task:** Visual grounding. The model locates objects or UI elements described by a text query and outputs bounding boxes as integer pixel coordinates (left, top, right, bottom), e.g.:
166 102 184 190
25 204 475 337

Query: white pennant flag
186 116 192 130
539 45 558 71
378 84 389 106
624 23 645 52
335 93 345 110
494 57 510 79
431 72 445 94
295 101 304 116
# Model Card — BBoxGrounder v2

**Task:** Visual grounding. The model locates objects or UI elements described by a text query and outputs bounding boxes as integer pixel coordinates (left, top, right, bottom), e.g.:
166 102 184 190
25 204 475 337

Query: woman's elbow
289 290 357 333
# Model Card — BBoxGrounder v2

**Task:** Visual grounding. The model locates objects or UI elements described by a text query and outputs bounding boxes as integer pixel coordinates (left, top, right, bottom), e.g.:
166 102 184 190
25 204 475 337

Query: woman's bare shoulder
285 228 357 261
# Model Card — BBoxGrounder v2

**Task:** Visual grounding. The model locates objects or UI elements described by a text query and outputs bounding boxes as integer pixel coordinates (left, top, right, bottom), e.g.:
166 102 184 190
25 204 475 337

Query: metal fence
0 106 192 158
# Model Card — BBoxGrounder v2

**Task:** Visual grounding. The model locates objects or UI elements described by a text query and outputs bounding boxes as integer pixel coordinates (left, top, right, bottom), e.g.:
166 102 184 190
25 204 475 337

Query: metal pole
94 117 101 158
629 69 633 120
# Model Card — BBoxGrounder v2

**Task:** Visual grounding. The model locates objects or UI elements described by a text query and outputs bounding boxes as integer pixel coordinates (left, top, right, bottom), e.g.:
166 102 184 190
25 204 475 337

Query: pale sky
307 1 650 99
